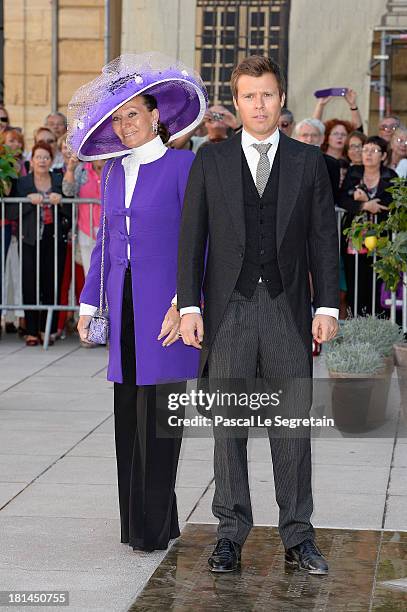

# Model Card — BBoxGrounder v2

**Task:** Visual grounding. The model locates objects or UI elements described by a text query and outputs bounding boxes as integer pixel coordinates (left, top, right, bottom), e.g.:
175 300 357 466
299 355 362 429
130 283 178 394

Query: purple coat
80 148 200 385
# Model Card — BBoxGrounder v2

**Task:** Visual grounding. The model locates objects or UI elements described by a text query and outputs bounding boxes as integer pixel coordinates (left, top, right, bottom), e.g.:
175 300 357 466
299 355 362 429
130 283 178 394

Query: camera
348 182 369 198
209 112 225 122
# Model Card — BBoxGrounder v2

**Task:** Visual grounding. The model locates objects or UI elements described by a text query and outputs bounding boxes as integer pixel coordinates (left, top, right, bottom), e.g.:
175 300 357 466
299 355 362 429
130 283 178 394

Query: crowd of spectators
0 85 406 346
0 110 103 346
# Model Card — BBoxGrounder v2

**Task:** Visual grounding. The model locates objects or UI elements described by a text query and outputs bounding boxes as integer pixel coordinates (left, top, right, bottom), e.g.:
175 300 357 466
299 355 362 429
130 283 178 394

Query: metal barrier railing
335 207 407 333
0 200 405 349
0 197 100 348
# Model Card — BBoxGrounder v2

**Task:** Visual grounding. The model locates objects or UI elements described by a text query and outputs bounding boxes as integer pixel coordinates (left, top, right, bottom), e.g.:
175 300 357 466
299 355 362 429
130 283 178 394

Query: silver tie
252 143 272 197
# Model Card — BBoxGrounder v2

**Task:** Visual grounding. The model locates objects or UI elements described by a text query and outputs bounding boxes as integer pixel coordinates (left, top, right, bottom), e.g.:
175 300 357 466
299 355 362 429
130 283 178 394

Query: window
196 1 290 110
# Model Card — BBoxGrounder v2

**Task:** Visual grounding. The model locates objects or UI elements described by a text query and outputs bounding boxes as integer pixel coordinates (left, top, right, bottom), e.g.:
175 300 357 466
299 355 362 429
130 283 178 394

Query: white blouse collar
121 136 167 172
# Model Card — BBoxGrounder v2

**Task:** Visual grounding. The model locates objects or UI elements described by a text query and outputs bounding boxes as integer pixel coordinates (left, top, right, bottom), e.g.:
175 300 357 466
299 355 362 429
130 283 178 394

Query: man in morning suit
177 56 339 575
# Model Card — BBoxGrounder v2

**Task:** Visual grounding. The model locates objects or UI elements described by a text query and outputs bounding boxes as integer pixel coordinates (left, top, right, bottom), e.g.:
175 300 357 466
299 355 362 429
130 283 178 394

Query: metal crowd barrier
0 200 405 351
0 197 100 349
335 207 407 333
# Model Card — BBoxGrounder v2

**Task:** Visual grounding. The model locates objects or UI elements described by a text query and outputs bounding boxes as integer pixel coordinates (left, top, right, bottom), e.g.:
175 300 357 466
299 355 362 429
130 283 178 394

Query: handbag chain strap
98 159 115 314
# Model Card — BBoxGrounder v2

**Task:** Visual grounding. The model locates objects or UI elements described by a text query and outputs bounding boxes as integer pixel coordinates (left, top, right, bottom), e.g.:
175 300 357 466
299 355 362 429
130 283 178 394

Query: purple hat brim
73 78 207 161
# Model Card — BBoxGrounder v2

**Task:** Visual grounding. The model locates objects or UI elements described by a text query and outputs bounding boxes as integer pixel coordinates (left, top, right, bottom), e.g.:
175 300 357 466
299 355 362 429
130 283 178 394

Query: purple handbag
87 160 115 345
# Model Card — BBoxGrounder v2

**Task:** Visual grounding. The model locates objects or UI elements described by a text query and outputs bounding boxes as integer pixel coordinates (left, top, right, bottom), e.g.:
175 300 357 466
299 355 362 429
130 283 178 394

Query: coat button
260 249 265 255
240 251 244 258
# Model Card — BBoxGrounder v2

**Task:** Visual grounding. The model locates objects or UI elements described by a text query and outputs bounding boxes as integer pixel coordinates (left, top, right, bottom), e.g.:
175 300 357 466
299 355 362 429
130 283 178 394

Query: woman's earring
152 120 159 135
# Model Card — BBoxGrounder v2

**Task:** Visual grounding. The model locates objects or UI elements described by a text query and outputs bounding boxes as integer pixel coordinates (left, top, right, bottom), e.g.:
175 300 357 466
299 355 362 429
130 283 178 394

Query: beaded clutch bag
87 160 115 345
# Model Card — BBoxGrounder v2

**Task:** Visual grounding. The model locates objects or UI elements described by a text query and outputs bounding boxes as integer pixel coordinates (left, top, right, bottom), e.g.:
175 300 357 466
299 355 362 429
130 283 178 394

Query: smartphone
314 88 348 98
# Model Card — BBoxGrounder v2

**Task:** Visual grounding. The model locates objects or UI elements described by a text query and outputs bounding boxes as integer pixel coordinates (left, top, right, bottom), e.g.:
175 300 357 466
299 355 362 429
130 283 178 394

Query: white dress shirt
80 137 167 316
180 128 339 320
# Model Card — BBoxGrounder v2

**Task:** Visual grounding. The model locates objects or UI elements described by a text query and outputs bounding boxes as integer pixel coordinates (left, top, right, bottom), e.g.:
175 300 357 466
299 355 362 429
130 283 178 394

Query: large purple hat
67 52 208 161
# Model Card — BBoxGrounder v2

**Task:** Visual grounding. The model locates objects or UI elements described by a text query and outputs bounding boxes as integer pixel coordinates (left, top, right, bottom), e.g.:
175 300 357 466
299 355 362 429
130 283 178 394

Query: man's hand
312 314 338 344
77 315 92 343
179 313 204 349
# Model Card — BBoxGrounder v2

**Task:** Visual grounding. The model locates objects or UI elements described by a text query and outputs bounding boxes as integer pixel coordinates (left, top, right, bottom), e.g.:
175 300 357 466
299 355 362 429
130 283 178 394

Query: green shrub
341 316 403 357
326 341 384 374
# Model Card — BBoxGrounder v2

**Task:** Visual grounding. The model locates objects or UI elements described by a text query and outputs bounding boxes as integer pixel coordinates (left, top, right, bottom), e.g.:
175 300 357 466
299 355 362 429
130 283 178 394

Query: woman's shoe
39 333 54 346
25 336 39 347
17 326 27 338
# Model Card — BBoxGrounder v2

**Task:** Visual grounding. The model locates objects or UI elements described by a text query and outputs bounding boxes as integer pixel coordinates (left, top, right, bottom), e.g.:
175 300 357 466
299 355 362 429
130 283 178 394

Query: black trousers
113 267 184 551
208 286 314 550
22 226 66 336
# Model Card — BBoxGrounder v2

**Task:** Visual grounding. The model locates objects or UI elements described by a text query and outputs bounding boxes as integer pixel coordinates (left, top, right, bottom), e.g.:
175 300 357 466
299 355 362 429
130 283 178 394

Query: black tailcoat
177 131 339 378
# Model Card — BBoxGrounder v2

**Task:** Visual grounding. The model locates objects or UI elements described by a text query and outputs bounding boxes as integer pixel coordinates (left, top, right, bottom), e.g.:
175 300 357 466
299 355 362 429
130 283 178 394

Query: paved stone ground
0 335 406 611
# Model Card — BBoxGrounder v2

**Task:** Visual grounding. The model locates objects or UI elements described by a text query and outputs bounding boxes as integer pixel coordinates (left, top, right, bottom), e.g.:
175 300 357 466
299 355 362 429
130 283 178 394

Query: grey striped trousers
208 285 314 549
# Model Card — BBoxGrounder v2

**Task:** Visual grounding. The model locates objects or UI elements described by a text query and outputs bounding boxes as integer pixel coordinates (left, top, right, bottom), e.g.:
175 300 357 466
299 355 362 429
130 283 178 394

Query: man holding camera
201 104 239 146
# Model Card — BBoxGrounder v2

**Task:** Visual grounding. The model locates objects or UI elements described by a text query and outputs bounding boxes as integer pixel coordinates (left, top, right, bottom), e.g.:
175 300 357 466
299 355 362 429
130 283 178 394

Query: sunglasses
395 138 407 145
279 121 291 128
348 144 363 150
0 117 8 123
379 124 397 132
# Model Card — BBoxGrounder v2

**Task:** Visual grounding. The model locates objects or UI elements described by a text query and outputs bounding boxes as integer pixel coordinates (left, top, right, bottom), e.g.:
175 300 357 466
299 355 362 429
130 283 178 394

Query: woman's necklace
34 174 51 192
363 173 379 190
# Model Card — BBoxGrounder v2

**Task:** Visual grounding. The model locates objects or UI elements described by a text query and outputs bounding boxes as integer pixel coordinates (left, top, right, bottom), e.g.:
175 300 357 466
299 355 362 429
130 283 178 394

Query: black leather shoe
208 538 241 573
285 539 328 575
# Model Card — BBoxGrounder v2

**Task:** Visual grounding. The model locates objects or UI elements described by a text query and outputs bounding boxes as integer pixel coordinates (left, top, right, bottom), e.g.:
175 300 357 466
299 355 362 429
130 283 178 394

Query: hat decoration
67 52 208 161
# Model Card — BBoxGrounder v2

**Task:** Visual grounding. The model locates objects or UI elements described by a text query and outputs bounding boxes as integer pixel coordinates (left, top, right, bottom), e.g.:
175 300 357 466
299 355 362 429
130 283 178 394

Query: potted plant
344 177 407 408
0 144 19 197
326 341 389 432
341 316 403 373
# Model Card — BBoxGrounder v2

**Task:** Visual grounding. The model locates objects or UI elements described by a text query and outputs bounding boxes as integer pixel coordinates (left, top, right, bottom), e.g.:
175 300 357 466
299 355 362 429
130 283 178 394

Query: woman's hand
48 192 62 206
317 96 333 107
361 198 389 214
157 305 180 347
77 315 93 343
353 187 369 202
345 88 357 108
312 96 332 120
66 154 79 172
27 193 43 205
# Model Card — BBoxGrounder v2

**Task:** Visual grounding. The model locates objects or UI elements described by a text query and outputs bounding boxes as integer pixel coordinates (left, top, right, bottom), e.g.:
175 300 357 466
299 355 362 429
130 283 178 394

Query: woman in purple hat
68 53 207 552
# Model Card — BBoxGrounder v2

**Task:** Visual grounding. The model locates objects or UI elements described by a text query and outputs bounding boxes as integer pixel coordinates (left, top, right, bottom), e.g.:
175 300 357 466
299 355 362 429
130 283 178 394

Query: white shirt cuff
180 306 201 317
79 303 98 316
315 307 339 320
171 294 177 307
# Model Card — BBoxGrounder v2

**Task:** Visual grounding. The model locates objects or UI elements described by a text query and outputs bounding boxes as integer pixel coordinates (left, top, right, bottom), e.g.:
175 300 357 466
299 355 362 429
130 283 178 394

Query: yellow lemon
365 236 378 251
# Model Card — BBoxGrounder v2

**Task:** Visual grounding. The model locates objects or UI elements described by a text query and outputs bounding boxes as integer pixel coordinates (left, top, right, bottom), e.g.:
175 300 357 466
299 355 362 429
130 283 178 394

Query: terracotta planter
383 353 395 377
328 367 390 433
394 343 407 419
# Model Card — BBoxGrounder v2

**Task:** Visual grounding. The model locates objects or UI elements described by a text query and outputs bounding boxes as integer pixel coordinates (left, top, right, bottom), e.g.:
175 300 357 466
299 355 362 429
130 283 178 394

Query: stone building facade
2 0 405 144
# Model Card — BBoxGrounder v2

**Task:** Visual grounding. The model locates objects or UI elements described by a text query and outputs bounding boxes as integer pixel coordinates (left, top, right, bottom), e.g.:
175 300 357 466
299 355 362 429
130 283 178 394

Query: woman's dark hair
343 130 366 161
141 94 170 144
31 141 54 161
364 135 388 156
